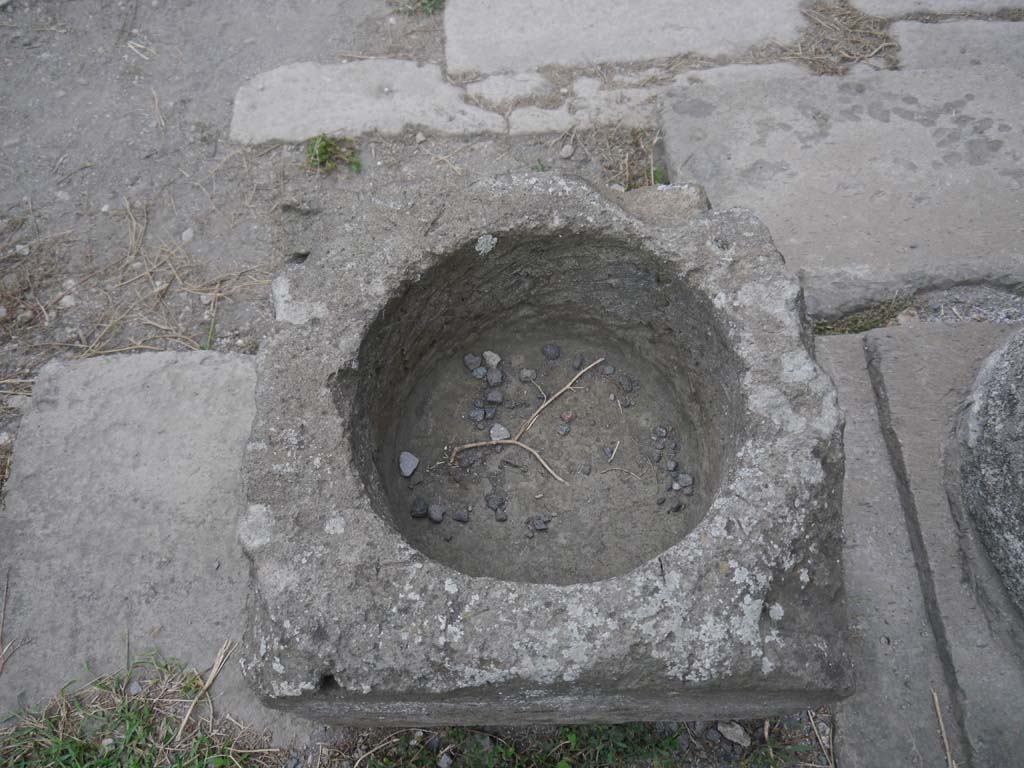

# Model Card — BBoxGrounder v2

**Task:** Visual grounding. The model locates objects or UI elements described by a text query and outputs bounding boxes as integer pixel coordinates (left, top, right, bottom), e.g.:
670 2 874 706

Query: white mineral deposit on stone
475 234 497 255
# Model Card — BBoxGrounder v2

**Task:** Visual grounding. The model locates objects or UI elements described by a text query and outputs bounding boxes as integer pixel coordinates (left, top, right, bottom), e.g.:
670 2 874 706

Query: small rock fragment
485 494 506 511
415 131 427 144
656 497 666 506
490 423 511 441
717 721 751 748
600 364 616 375
704 727 722 744
398 451 420 477
541 343 561 360
556 424 571 436
468 408 486 423
472 366 488 379
482 350 501 368
437 754 453 768
486 389 504 405
519 368 537 382
559 410 575 423
453 508 470 523
559 143 575 159
603 446 615 460
677 473 694 488
580 463 592 476
428 503 445 523
463 352 482 370
485 368 504 386
653 426 669 438
483 406 497 420
181 227 194 243
572 352 585 370
411 497 429 518
666 460 679 472
532 517 548 531
495 508 508 521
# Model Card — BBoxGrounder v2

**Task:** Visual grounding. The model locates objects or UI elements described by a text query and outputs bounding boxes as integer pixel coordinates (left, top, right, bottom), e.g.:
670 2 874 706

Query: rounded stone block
241 175 849 724
959 328 1024 616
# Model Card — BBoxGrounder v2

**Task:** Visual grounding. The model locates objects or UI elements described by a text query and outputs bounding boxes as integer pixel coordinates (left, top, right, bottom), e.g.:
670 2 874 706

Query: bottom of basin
385 322 709 585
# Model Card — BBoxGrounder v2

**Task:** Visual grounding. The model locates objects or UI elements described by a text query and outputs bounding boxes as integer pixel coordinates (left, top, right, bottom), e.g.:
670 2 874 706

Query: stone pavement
0 353 314 745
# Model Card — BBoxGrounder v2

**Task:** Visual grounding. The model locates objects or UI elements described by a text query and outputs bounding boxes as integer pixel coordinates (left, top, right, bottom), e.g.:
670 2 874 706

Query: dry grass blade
931 688 959 768
514 357 605 440
176 640 235 741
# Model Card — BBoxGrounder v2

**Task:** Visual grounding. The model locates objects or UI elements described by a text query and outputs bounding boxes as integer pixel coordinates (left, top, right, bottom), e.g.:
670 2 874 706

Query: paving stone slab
444 0 805 76
230 60 504 144
0 352 311 743
660 63 1024 318
865 322 1024 768
894 20 1024 71
854 0 1023 13
817 335 956 768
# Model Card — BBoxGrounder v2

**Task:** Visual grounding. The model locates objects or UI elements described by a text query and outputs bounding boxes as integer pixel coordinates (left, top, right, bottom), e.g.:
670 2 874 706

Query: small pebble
580 463 592 476
656 497 666 506
559 410 575 423
541 343 561 360
532 517 548 531
666 460 679 472
485 494 506 511
473 398 484 408
464 353 482 370
437 754 453 768
482 350 501 368
654 437 667 450
704 727 722 744
472 366 488 379
653 426 669 438
180 227 194 243
468 408 486 423
572 352 585 370
486 389 504 405
556 424 571 436
619 375 635 393
411 498 428 518
559 143 575 159
398 451 419 478
519 368 537 382
485 368 504 386
672 481 683 491
483 406 497 420
495 508 508 522
677 473 694 488
600 364 616 375
428 503 445 523
603 446 614 460
453 508 470 524
490 423 511 441
668 501 684 515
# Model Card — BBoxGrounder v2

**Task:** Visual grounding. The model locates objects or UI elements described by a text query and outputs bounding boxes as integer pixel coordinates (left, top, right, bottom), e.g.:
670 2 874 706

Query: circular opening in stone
349 235 746 585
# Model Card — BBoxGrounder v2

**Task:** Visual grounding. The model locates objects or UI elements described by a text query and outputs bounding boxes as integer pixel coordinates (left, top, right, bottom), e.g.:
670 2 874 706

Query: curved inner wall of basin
347 236 747 585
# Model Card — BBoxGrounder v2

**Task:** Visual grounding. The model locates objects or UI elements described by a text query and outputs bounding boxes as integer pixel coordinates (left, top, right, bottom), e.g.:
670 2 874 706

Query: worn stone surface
866 322 1024 768
444 0 805 76
465 72 553 107
817 335 957 768
241 174 849 723
230 60 504 144
660 64 1024 318
957 328 1024 616
854 0 1021 12
0 352 311 743
894 20 1024 72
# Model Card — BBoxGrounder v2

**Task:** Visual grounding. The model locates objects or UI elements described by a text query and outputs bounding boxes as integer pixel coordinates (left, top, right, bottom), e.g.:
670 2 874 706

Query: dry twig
931 688 958 768
176 640 235 741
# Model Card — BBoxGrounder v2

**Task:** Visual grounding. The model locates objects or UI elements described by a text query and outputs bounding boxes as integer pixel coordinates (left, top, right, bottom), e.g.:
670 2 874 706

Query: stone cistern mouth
349 234 746 586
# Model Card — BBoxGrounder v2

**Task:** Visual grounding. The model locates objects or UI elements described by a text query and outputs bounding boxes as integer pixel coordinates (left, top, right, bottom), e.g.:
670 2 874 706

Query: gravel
485 494 506 511
572 353 585 370
482 350 501 368
600 364 616 375
472 366 488 379
559 143 575 159
653 426 669 438
557 424 571 436
559 410 575 423
463 353 482 370
485 388 504 404
428 503 445 523
580 463 592 476
518 368 537 382
485 367 504 386
468 408 486 422
453 508 470 523
542 343 561 360
677 473 694 488
717 721 751 748
490 423 511 441
411 497 428 518
495 508 508 522
666 460 679 472
398 451 420 477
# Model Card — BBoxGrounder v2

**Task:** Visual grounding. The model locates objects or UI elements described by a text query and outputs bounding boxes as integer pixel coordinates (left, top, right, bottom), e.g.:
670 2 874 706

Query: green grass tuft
305 134 361 174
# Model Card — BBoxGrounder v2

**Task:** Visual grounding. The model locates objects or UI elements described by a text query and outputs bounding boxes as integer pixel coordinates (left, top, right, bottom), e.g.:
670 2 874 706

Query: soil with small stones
393 329 702 585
